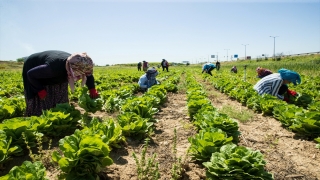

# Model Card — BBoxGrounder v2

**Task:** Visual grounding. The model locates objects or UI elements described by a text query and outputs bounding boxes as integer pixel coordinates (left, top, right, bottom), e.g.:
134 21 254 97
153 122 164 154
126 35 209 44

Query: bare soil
1 80 320 180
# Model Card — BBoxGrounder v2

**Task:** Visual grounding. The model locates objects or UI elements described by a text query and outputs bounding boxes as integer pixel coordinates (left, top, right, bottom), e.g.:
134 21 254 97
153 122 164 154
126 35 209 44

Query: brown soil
1 80 319 180
202 79 320 180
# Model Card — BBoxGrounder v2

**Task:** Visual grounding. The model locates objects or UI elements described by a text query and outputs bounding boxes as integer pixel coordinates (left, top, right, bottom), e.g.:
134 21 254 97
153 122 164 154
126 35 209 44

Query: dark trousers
162 66 168 72
138 66 141 71
207 67 214 76
278 84 288 95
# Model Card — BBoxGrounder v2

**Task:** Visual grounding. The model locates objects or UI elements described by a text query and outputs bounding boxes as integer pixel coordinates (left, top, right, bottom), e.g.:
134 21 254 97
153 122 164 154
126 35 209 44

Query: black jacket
23 50 94 99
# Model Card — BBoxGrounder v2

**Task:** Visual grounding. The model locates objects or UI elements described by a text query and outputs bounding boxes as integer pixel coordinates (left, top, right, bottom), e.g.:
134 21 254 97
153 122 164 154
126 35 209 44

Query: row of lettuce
0 70 179 179
201 72 320 148
185 73 274 180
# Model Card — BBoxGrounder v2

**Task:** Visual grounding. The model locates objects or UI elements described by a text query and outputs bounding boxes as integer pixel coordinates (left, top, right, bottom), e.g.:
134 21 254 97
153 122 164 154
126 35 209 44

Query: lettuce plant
78 87 103 113
0 130 23 165
203 144 273 180
193 111 240 143
315 137 320 149
121 98 159 119
117 112 153 140
52 129 113 179
188 128 233 162
81 118 125 149
0 161 48 180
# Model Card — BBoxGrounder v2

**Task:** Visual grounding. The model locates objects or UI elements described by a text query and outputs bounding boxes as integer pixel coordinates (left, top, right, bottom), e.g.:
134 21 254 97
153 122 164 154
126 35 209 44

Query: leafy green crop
121 97 159 120
0 161 48 180
78 87 103 113
193 111 240 143
203 144 273 180
289 111 320 138
0 130 23 165
273 104 305 127
82 118 125 149
52 129 113 179
188 128 233 162
117 112 153 140
315 137 320 149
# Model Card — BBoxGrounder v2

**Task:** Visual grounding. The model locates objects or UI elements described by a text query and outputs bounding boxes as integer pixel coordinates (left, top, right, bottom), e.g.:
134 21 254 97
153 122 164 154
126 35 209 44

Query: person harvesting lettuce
138 67 159 92
202 63 216 76
253 68 301 102
22 50 99 116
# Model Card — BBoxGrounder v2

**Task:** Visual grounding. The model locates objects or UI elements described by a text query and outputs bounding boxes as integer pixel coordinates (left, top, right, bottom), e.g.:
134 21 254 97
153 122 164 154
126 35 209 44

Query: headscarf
146 67 158 80
66 52 94 92
278 68 301 85
256 67 261 72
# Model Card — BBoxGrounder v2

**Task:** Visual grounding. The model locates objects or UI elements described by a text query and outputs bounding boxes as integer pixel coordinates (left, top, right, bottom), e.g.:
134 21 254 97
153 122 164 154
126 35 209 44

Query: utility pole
270 36 279 60
224 49 230 61
242 44 249 60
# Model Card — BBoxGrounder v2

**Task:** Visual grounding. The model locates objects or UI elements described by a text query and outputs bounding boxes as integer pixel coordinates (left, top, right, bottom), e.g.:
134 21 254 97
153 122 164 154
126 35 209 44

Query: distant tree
16 58 24 62
106 64 110 66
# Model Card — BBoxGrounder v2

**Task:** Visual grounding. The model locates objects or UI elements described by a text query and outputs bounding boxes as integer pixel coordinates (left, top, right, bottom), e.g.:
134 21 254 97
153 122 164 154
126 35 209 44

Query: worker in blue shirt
202 63 216 76
138 67 159 92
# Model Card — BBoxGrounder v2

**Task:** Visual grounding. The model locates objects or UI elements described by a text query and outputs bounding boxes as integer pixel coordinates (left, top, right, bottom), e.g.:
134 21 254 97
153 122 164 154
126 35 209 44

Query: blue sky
0 0 319 65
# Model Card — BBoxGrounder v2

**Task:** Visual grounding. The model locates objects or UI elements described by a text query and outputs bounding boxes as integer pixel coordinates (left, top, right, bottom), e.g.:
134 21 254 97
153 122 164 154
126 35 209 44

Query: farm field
0 55 320 180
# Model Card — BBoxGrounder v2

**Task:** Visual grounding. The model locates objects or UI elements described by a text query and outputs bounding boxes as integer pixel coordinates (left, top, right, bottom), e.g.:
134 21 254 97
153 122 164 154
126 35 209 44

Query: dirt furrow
201 79 320 180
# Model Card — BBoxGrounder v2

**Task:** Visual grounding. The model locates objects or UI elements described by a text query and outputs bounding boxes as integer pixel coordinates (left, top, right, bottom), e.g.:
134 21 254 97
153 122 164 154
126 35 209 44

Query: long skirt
24 82 69 117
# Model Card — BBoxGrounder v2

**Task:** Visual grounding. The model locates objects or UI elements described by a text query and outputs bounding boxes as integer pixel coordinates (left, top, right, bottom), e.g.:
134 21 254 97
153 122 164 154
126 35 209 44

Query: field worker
138 67 159 92
202 63 216 76
215 61 221 71
161 59 169 72
255 67 298 101
137 61 142 71
256 67 273 78
253 68 301 101
142 60 149 72
231 66 237 73
22 50 99 116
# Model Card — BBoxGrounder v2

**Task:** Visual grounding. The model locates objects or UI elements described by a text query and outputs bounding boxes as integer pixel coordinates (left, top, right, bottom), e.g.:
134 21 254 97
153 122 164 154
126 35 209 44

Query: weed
220 105 253 123
22 132 53 166
171 128 183 180
132 138 160 180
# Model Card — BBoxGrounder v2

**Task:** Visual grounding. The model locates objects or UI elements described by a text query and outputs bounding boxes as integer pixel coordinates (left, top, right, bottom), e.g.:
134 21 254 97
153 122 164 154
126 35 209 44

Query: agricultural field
0 54 320 180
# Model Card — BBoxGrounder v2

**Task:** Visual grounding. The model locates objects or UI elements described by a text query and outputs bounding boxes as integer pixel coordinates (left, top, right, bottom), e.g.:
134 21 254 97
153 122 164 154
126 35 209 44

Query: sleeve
86 75 95 90
26 64 56 93
203 65 207 70
138 76 148 88
270 79 284 99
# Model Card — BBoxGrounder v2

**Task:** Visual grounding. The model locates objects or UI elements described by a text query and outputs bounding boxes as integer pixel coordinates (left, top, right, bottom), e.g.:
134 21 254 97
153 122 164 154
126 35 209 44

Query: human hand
38 89 47 100
89 88 99 99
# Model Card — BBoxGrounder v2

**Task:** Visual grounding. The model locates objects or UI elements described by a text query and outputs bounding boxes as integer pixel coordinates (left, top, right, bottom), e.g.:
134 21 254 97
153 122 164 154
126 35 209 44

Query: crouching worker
256 67 272 78
138 67 159 92
22 50 99 116
253 68 301 102
231 66 238 73
202 63 216 76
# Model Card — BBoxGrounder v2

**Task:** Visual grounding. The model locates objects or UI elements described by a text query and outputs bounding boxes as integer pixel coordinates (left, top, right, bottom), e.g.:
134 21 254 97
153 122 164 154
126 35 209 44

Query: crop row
0 70 181 179
185 73 273 179
200 72 320 148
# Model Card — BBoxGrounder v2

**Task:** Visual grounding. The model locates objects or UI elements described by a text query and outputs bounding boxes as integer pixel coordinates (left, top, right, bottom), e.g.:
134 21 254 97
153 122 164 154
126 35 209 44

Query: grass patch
219 105 253 123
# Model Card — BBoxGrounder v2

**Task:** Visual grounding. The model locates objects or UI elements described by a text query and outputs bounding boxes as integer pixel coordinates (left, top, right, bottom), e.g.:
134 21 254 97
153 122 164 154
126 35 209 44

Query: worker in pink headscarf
22 50 99 116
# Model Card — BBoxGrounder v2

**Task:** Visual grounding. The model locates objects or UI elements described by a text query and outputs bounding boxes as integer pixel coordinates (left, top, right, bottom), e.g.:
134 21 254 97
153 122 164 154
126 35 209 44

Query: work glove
89 88 99 99
38 89 47 100
287 89 298 97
